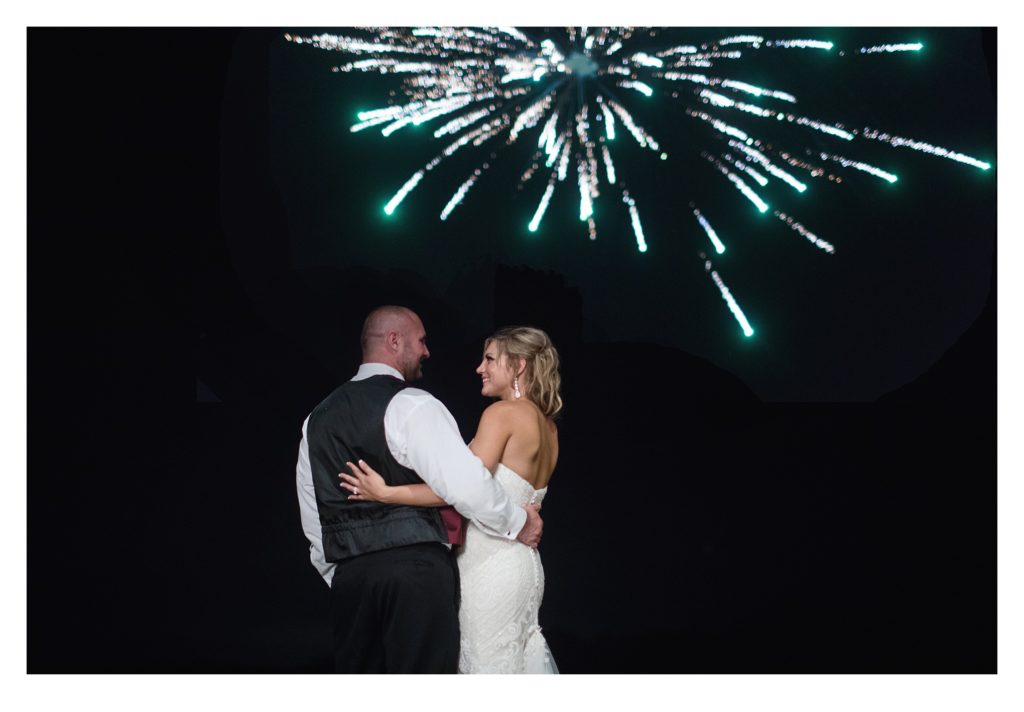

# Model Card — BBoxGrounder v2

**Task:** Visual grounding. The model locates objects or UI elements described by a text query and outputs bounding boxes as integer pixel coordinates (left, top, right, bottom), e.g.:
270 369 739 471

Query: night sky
29 28 996 674
254 27 995 402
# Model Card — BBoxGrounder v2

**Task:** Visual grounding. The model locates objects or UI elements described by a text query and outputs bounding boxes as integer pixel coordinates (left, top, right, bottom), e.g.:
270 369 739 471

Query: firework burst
285 27 992 337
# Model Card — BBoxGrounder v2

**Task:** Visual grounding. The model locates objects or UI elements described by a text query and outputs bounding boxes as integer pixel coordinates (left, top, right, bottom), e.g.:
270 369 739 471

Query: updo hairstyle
486 326 563 418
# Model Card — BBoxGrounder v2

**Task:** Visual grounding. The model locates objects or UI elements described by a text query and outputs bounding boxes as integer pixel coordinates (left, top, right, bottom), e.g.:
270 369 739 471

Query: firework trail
286 28 991 336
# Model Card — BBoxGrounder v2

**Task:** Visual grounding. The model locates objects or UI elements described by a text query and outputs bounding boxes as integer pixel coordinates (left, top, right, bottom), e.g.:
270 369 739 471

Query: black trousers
329 542 460 673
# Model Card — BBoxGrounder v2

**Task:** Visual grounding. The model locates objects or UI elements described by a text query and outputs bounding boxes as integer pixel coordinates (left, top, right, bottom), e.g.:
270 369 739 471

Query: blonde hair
486 326 563 419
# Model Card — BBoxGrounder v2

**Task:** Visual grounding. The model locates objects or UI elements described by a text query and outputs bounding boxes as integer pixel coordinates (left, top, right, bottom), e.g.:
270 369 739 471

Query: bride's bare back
499 400 558 489
469 399 558 490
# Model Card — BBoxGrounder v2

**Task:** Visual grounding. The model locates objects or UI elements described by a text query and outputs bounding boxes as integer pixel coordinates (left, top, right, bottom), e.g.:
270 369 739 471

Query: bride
339 326 561 674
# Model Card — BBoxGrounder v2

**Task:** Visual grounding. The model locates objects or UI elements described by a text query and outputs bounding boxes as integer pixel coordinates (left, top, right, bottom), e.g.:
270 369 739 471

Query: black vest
307 375 448 561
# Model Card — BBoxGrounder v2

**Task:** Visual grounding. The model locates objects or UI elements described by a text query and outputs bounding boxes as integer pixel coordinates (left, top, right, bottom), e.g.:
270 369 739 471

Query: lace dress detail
457 464 557 674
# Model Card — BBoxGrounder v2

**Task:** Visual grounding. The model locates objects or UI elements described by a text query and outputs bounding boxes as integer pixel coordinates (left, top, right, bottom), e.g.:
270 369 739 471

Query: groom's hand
516 504 543 549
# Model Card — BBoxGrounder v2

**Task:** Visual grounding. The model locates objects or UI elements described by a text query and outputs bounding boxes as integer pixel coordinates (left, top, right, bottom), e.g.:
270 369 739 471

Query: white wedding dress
457 463 558 674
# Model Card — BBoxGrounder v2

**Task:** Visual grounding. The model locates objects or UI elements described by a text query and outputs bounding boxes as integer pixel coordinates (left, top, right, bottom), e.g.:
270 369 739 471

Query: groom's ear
386 330 401 352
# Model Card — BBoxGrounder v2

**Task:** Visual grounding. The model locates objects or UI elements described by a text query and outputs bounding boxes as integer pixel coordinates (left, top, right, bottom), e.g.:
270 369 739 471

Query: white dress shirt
296 363 527 585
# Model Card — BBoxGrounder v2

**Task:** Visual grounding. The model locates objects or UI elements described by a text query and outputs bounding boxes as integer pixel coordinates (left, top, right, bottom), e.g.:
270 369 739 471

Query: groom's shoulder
392 386 455 415
395 385 438 403
386 386 453 426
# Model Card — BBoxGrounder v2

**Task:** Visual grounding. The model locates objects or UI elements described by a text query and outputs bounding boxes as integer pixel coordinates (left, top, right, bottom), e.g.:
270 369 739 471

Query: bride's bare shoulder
482 400 544 431
483 399 536 415
481 400 517 418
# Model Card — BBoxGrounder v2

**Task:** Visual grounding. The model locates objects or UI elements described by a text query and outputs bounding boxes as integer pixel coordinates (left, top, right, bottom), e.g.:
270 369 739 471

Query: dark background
28 28 995 672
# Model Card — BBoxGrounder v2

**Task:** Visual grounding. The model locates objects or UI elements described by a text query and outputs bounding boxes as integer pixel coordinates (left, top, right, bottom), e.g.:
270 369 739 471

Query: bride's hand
339 460 392 504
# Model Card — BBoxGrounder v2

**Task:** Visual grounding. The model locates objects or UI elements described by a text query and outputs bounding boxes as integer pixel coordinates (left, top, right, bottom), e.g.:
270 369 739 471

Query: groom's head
361 306 430 381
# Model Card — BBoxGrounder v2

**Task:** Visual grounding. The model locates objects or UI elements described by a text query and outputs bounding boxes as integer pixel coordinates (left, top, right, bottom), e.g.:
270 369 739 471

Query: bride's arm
468 402 515 473
339 460 447 507
339 400 515 505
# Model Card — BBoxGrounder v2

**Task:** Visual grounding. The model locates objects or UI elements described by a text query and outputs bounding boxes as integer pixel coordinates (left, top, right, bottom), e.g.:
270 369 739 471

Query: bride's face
475 344 514 399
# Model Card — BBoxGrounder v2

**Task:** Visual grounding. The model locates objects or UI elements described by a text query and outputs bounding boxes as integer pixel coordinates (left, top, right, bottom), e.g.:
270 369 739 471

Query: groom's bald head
361 306 430 380
361 306 416 351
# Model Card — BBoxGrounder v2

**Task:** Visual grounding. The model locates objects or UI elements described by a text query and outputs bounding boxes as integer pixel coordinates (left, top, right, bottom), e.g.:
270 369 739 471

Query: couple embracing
296 306 561 673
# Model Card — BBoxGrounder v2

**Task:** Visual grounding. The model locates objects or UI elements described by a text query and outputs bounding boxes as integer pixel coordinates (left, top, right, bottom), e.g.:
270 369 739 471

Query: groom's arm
295 416 336 586
385 389 528 540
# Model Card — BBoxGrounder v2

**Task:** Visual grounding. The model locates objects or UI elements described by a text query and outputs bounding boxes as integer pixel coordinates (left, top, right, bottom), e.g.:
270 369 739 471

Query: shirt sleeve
385 391 527 539
296 416 336 586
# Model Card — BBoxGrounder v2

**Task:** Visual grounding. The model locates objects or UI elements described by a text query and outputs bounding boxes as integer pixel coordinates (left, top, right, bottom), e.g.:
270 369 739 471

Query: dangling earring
513 376 521 399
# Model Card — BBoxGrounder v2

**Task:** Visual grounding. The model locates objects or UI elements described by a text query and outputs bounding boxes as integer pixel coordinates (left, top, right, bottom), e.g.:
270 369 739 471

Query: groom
295 305 543 673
